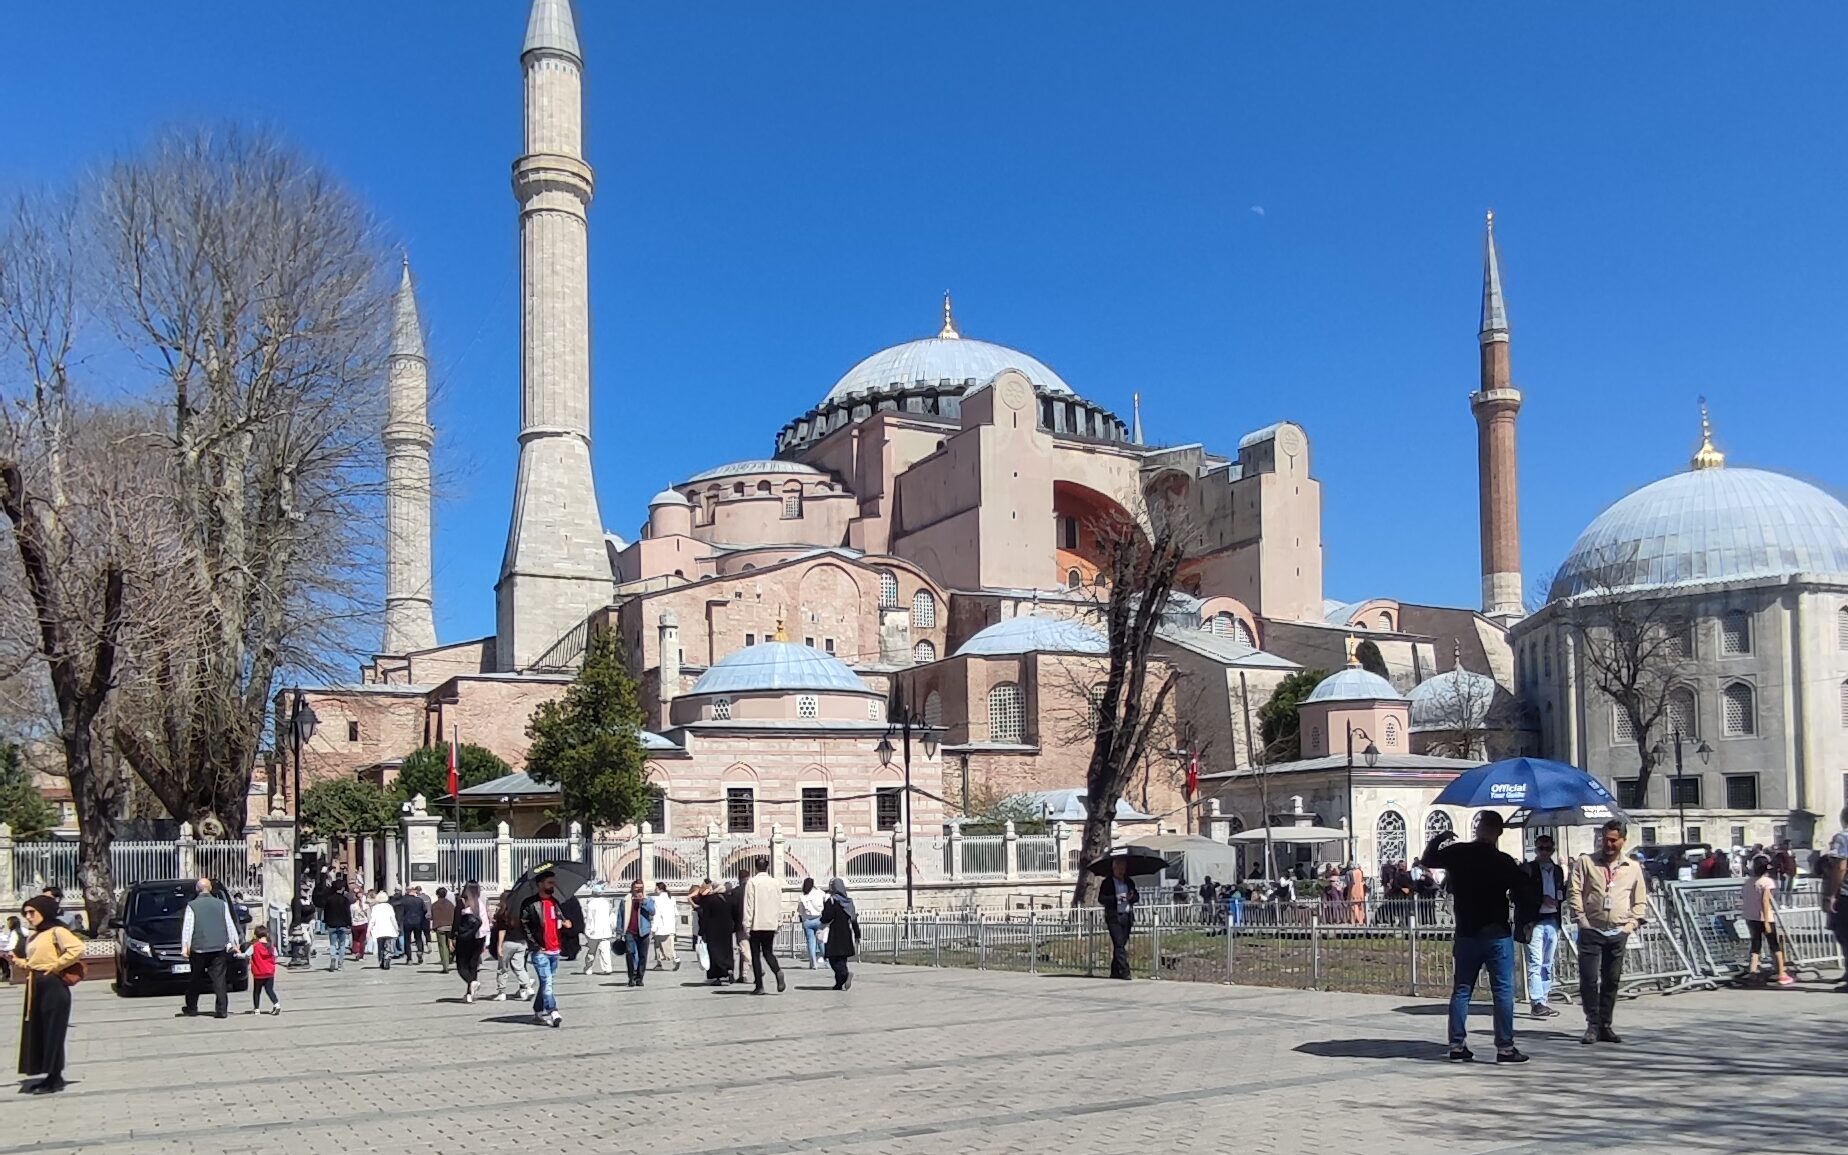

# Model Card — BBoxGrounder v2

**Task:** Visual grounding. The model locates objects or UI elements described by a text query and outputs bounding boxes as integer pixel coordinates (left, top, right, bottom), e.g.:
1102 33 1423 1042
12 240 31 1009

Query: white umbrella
1227 824 1348 844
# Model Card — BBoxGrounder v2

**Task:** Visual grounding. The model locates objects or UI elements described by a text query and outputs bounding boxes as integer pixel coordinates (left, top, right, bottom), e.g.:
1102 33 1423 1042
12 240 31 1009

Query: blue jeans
1449 930 1516 1050
623 933 651 982
802 917 823 964
1524 920 1561 1006
326 927 351 970
1226 898 1245 927
531 949 560 1014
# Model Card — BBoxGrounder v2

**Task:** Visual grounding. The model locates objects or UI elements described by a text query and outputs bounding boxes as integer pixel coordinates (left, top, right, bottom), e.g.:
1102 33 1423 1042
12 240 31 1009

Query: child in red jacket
245 926 281 1015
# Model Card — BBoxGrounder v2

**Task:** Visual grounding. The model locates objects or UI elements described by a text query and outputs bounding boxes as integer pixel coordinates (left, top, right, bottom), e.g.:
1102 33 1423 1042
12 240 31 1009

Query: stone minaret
1472 210 1524 623
382 258 439 655
497 0 611 670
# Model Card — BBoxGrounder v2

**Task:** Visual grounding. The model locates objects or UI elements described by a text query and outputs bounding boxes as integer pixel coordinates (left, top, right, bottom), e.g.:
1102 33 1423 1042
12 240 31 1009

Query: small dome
1409 666 1500 731
690 642 871 697
824 336 1074 407
648 488 691 507
1306 668 1405 703
1550 467 1848 600
684 459 824 485
956 614 1108 657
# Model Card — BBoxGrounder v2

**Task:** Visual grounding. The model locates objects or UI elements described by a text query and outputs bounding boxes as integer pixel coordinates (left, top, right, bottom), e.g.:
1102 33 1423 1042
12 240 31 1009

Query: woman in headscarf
450 882 489 1003
14 895 82 1094
690 883 735 986
819 878 862 991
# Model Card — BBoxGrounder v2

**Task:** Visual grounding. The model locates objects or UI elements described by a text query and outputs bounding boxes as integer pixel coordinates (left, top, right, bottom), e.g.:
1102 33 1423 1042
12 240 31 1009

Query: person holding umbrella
1422 813 1531 1064
1089 848 1161 980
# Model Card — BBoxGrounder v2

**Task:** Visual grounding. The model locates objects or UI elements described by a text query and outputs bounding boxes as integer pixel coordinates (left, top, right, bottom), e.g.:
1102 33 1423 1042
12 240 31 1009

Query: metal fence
842 838 897 885
1665 877 1838 979
507 838 570 881
589 838 641 883
1016 836 1059 877
650 837 707 885
959 835 1007 880
11 840 261 898
438 836 497 888
782 837 835 883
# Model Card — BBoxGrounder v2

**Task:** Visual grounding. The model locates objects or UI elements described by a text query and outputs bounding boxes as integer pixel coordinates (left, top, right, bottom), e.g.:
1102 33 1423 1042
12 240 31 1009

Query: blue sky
5 2 1844 647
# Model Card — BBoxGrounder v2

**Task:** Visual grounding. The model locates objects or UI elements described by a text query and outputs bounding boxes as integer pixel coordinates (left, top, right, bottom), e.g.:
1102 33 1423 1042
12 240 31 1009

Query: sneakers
1529 1002 1559 1019
548 1011 562 1029
672 959 681 972
1447 1046 1475 1063
1775 975 1795 987
534 1011 548 1025
519 988 534 1001
1495 1048 1530 1064
490 992 508 1001
775 970 787 994
464 991 474 1004
265 1006 281 1016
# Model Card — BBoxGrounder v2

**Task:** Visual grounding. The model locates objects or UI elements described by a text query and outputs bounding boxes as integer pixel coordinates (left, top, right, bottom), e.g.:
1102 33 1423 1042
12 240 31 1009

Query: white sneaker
548 1011 562 1028
518 988 534 1000
490 992 508 1001
534 1011 548 1025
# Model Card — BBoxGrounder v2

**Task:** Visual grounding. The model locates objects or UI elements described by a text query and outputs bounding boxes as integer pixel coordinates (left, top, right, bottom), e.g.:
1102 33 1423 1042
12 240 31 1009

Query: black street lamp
1345 722 1380 865
1652 726 1713 844
875 695 940 911
287 690 319 896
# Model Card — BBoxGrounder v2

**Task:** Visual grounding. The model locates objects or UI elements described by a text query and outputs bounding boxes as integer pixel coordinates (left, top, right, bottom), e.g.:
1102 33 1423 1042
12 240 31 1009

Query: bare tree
1417 649 1499 760
96 129 393 832
1069 488 1194 905
1552 545 1692 800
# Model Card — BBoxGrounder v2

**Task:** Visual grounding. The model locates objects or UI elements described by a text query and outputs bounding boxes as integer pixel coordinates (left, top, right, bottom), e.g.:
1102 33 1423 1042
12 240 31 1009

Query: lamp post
1344 722 1380 866
1652 726 1713 844
286 690 319 897
875 695 940 912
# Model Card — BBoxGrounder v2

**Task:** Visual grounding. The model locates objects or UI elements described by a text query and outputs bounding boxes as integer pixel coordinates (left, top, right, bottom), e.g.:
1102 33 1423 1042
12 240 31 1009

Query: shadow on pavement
1294 1039 1449 1062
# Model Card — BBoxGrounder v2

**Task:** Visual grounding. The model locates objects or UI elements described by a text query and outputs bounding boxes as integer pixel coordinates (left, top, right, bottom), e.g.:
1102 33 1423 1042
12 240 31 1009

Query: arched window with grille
1423 810 1453 842
913 639 936 663
1086 684 1107 732
1375 810 1407 869
988 682 1024 743
1383 716 1400 747
1720 610 1752 655
797 694 819 720
877 569 899 609
1210 612 1233 638
923 690 942 728
1377 611 1394 630
1840 679 1848 728
711 697 732 721
1667 686 1697 738
911 589 936 628
1066 568 1083 590
1840 606 1848 650
1234 619 1255 647
1721 682 1755 736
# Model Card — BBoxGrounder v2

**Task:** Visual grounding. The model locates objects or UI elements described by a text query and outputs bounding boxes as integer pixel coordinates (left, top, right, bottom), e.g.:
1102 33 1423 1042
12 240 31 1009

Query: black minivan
111 879 251 997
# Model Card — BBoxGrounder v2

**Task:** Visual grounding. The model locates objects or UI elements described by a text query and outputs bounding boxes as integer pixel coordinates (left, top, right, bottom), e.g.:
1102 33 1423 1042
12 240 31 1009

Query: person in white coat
742 864 785 994
649 882 680 972
579 882 617 975
366 890 400 971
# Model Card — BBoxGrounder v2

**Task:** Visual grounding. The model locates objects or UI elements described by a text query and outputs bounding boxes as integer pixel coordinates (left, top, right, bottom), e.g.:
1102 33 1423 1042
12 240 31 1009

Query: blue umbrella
1434 757 1621 818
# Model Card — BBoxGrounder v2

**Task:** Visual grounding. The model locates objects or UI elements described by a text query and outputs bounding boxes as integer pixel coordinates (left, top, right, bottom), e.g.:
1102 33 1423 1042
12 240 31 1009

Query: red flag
447 734 460 799
1184 752 1200 801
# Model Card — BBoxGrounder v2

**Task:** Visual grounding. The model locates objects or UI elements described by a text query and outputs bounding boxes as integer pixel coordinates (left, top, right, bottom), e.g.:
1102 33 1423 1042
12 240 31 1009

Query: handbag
695 939 710 971
59 959 86 986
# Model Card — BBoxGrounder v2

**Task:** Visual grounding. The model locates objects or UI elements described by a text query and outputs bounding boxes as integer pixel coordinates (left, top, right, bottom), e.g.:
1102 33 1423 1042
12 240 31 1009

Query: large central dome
823 302 1074 406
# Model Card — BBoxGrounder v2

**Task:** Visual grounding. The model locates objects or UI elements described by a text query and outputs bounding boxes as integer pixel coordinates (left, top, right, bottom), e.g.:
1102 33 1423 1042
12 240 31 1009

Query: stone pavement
5 953 1842 1154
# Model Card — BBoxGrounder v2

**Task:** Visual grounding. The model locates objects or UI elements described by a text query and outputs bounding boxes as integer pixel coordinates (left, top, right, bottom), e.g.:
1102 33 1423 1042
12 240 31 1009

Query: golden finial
1344 635 1359 667
1486 208 1495 230
938 291 960 339
1691 396 1725 471
774 614 788 643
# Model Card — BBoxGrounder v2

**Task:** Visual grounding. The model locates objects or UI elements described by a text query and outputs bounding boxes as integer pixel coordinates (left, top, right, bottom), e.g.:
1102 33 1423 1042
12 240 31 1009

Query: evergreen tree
1355 639 1391 681
394 742 509 831
1258 670 1329 763
298 777 399 838
524 628 651 831
0 742 60 839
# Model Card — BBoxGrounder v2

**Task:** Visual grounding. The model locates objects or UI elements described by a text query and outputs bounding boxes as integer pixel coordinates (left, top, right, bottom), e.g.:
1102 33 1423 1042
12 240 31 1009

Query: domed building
1513 412 1848 850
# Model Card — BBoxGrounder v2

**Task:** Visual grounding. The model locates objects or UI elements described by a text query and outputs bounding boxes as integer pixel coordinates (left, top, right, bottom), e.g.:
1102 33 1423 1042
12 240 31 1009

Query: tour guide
1422 812 1531 1064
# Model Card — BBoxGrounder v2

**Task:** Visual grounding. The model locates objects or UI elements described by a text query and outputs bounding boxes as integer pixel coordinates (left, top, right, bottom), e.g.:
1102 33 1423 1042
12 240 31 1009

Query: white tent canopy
1227 824 1348 845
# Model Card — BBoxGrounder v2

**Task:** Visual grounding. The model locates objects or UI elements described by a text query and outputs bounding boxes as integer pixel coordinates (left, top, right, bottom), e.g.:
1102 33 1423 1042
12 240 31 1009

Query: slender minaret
497 0 611 670
1132 392 1145 445
1472 210 1524 623
383 257 439 655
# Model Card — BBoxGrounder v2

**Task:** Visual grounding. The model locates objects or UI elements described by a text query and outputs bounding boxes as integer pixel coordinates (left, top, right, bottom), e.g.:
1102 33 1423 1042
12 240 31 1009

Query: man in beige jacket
742 863 787 995
1565 819 1649 1044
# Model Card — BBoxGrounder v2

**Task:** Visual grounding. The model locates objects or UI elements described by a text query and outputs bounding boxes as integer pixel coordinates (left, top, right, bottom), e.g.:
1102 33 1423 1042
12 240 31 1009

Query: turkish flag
447 735 459 799
1184 753 1200 801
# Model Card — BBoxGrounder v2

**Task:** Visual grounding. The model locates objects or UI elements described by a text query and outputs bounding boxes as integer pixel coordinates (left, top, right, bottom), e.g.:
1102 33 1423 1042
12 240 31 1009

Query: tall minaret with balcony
1472 211 1524 623
382 258 439 655
497 0 611 670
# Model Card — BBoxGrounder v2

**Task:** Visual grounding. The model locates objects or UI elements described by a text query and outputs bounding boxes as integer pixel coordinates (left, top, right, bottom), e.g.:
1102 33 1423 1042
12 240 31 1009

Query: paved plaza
7 957 1843 1154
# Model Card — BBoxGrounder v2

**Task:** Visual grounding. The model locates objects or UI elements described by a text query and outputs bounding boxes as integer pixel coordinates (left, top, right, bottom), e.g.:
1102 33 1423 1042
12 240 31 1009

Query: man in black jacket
315 875 355 972
1518 835 1566 1019
1423 812 1532 1064
1096 858 1139 980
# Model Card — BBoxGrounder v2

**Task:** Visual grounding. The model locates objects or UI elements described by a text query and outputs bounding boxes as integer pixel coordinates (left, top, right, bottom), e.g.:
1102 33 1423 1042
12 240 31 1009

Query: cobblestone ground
5 952 1842 1154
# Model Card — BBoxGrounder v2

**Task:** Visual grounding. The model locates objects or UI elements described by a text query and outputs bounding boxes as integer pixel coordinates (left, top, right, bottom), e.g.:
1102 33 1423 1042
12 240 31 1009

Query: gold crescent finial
1691 396 1726 471
939 291 960 339
1344 635 1359 667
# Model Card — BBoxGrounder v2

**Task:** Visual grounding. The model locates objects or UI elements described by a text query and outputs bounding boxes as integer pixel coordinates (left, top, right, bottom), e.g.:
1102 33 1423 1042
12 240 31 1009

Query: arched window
911 589 936 628
1542 641 1552 680
1840 606 1848 650
1375 810 1407 868
988 682 1024 743
797 694 819 720
711 697 732 721
732 482 745 495
1423 810 1453 842
1094 572 1108 589
756 480 771 493
877 569 899 609
913 639 936 663
1667 686 1697 738
1721 682 1755 736
782 491 802 519
866 697 884 722
1308 724 1321 753
1840 679 1848 728
1383 716 1400 747
923 690 942 728
1234 619 1255 647
1210 612 1233 638
1066 568 1083 590
1377 611 1393 630
1720 611 1752 656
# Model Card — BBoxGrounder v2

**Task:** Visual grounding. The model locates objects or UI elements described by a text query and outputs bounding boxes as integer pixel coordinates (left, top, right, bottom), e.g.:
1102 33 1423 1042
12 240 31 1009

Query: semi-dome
1410 666 1499 731
1550 467 1848 601
685 459 823 484
690 641 872 697
1306 668 1405 703
956 614 1108 657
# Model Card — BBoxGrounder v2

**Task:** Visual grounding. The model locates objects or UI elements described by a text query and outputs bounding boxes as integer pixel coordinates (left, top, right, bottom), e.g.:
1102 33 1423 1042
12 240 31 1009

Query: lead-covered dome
1306 668 1405 703
956 615 1108 657
690 642 871 696
824 335 1074 406
1550 467 1848 600
1410 666 1500 731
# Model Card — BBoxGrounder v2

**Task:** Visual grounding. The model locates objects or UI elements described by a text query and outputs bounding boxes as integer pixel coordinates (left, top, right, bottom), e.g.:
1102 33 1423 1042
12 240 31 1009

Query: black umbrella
1085 845 1170 879
502 859 595 912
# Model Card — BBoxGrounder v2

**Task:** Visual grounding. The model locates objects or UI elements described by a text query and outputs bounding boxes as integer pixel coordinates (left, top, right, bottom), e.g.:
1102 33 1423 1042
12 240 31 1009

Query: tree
0 741 58 838
1553 545 1693 800
1355 639 1390 681
1258 670 1328 765
395 742 508 832
524 628 651 832
1070 488 1194 906
298 776 398 838
99 129 393 835
960 788 1050 836
1418 655 1500 760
